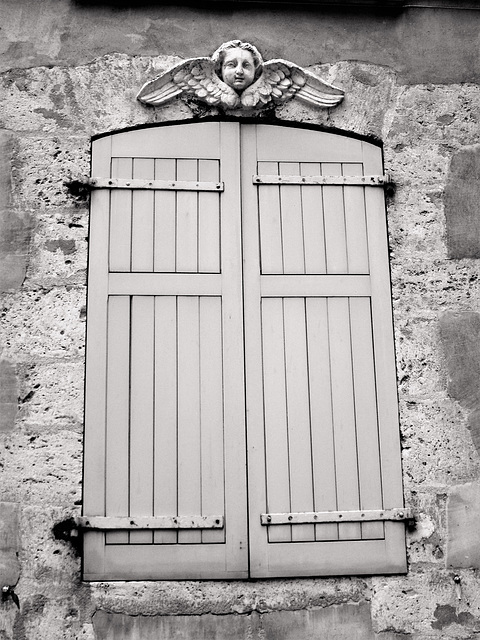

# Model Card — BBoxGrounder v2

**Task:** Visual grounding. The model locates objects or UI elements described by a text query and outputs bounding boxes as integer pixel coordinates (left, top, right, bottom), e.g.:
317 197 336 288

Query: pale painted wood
258 161 283 274
111 122 222 159
199 297 225 543
83 134 111 578
322 163 348 274
109 158 132 272
362 141 405 512
129 296 155 544
154 159 176 272
261 298 292 543
132 158 155 272
343 163 370 274
108 273 222 296
241 125 277 575
255 125 363 163
306 297 338 542
177 296 202 544
300 163 326 274
218 121 249 574
153 296 178 544
327 298 361 541
349 297 384 540
279 162 305 274
283 298 315 542
260 274 371 297
85 543 249 581
105 296 130 544
85 123 406 579
176 159 199 272
198 160 221 273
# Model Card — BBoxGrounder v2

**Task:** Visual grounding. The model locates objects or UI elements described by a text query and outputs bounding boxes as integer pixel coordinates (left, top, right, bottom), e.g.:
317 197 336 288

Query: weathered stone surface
94 603 379 640
0 288 86 361
0 130 32 291
0 502 20 586
439 311 480 454
17 361 84 430
92 578 368 617
1 1 480 84
0 360 18 432
447 482 480 568
444 145 480 259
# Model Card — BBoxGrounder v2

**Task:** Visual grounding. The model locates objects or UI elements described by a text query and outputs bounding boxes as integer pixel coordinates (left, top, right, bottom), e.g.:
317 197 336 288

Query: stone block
447 482 480 569
0 360 18 432
0 129 32 291
94 604 377 640
0 502 20 586
444 144 480 259
439 311 480 455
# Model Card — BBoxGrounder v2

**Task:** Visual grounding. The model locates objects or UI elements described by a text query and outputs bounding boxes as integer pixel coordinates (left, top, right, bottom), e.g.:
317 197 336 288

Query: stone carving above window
137 40 344 111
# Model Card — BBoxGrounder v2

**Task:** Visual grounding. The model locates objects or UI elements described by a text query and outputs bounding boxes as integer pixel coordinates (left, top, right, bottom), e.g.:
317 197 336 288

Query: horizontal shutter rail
260 275 371 297
108 273 222 296
260 508 413 525
88 177 224 192
76 515 224 530
253 174 390 187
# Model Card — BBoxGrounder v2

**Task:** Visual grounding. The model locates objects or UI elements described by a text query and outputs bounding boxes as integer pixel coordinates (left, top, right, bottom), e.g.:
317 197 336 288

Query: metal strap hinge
260 508 413 526
253 174 391 187
87 177 224 192
75 515 224 530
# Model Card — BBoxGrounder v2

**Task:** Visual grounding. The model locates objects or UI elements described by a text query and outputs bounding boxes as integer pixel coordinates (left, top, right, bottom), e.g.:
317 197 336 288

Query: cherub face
221 48 256 92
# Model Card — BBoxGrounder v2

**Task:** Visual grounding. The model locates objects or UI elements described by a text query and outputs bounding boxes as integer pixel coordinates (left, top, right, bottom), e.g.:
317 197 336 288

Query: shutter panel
242 125 406 577
83 123 248 580
84 122 406 580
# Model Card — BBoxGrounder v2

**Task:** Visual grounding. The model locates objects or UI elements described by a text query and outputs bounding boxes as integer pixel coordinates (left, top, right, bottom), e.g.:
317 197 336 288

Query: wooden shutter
84 122 406 580
83 122 248 580
242 125 406 577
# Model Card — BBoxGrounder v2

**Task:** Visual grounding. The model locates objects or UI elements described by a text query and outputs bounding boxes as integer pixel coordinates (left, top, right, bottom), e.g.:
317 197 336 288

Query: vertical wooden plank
362 141 404 511
200 297 225 543
110 158 133 272
129 296 154 544
350 297 384 540
328 297 361 540
300 163 326 274
153 296 178 544
283 298 315 542
261 298 291 543
83 135 111 577
279 162 305 274
219 121 249 573
176 160 198 272
343 163 369 274
105 296 130 544
177 296 202 544
198 160 221 273
322 163 348 274
258 161 283 274
132 159 155 272
154 159 176 272
306 297 338 541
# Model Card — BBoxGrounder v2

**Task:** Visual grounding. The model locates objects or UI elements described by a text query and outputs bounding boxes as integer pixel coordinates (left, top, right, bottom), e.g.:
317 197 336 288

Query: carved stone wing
241 59 344 109
136 58 241 109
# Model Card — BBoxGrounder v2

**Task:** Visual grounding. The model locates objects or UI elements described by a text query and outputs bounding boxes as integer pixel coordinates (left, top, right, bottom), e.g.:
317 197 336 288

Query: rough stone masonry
1 1 480 638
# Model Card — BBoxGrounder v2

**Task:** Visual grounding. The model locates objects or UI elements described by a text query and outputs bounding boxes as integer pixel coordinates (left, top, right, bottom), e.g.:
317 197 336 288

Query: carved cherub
137 40 344 111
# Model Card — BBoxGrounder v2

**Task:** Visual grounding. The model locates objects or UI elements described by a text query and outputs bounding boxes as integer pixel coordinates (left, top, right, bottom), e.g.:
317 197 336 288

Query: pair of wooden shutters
83 121 406 580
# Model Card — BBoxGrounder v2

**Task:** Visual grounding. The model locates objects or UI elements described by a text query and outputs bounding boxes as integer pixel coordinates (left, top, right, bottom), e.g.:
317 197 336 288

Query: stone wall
1 2 480 638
